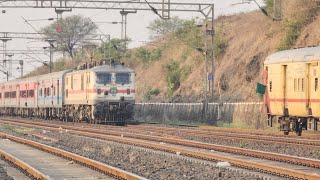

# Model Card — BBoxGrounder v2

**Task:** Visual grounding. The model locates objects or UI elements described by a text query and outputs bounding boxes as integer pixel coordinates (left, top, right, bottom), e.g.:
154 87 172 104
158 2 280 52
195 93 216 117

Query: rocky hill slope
129 0 320 102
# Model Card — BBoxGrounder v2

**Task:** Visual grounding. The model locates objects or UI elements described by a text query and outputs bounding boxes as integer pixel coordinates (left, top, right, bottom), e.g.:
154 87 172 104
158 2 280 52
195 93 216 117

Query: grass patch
1 125 16 131
140 84 161 101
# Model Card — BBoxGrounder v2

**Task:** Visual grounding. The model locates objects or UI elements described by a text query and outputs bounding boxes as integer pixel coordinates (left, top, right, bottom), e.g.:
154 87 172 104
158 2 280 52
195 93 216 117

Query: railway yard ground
0 117 320 179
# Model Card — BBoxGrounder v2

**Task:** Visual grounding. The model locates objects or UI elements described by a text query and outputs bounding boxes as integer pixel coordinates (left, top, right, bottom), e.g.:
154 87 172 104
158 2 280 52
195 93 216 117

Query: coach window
71 75 74 90
66 89 68 98
315 78 318 91
11 92 16 98
66 77 68 86
81 75 84 90
20 90 26 98
0 93 2 99
29 90 34 98
40 88 42 96
302 78 305 92
269 81 272 92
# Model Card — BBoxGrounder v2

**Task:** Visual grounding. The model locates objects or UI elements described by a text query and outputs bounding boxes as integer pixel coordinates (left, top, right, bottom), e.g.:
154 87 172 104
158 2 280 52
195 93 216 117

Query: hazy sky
0 0 264 80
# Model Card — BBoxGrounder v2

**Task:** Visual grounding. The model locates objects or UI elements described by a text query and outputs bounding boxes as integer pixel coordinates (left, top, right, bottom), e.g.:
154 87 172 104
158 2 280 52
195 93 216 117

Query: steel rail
101 126 320 148
198 125 320 138
0 149 48 180
0 132 146 180
0 119 320 179
124 125 320 147
132 123 320 138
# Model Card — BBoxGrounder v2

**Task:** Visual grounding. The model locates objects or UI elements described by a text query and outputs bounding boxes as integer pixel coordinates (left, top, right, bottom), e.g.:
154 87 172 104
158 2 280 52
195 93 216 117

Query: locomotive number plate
110 87 117 96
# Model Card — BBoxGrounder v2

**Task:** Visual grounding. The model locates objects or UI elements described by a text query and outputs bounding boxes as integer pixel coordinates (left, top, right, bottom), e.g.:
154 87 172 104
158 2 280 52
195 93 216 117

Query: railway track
131 123 320 138
0 132 146 180
0 118 320 179
120 125 320 147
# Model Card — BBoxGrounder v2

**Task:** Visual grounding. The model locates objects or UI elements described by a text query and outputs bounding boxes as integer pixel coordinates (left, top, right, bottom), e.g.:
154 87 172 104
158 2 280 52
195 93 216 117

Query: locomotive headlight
95 103 103 111
109 105 118 111
126 104 134 112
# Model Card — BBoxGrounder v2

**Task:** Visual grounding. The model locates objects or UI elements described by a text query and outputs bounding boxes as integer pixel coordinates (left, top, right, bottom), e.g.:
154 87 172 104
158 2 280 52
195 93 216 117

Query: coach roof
264 46 320 65
92 64 134 73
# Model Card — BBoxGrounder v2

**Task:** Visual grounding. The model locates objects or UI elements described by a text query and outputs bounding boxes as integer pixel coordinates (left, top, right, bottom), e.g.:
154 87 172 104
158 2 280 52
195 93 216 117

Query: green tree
99 38 127 60
147 16 185 38
41 15 97 58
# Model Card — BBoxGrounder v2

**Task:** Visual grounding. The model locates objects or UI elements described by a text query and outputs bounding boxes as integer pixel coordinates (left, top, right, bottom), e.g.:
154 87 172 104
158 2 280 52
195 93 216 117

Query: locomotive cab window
116 73 130 85
96 72 111 85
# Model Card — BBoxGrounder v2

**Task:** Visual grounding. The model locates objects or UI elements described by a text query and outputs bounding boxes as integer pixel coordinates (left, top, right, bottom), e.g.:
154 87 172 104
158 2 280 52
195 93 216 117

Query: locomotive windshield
96 72 112 85
116 73 130 85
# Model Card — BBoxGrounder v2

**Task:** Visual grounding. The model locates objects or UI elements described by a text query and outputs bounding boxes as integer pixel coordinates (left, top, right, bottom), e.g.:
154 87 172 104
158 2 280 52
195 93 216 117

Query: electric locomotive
64 60 135 124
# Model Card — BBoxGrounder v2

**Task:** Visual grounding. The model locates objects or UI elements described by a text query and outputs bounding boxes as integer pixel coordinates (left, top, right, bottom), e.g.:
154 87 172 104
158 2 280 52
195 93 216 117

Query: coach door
17 84 20 106
282 65 288 115
57 79 60 105
86 72 89 103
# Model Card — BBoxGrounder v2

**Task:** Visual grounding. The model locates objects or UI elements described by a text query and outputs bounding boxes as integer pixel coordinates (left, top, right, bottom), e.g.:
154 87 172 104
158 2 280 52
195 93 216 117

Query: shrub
141 84 161 101
164 61 191 96
175 20 201 48
135 47 162 65
150 88 160 96
278 1 319 51
278 19 302 51
214 30 227 58
264 0 274 15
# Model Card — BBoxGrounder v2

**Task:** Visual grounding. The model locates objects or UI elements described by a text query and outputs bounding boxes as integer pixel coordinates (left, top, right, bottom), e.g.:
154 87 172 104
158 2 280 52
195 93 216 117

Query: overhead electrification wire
253 0 273 19
144 0 164 19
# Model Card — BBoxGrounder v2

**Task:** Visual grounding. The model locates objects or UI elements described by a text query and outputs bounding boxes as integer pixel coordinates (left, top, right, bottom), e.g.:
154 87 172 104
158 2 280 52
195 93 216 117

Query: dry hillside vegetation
26 0 320 102
131 0 320 102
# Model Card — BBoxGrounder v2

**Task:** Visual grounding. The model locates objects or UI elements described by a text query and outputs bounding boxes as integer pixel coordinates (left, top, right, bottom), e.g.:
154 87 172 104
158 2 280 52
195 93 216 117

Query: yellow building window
298 79 300 92
294 79 297 92
302 78 304 92
269 81 272 92
315 78 318 91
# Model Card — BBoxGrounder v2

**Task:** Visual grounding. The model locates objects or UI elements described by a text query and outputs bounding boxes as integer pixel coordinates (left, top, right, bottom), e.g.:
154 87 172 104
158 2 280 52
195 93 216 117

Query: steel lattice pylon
273 0 282 21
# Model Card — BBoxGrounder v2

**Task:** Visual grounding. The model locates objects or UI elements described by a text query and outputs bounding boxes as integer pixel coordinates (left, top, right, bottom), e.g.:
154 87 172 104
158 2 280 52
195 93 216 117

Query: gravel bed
3 117 320 160
0 161 14 180
0 125 270 180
